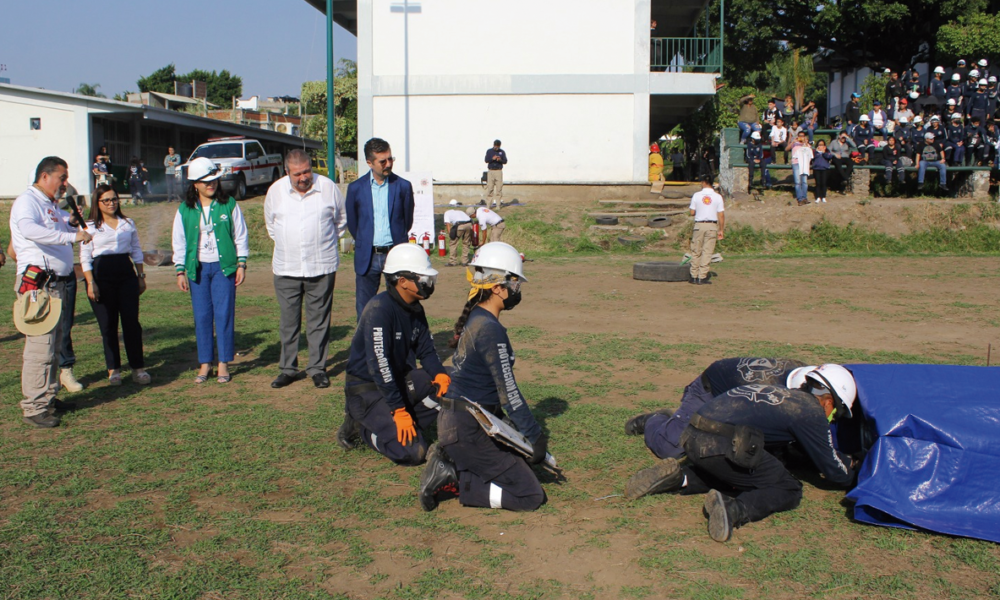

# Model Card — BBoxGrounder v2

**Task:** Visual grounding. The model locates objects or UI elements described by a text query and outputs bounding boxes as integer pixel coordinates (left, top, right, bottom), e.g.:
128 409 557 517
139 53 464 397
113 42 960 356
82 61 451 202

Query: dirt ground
4 192 999 598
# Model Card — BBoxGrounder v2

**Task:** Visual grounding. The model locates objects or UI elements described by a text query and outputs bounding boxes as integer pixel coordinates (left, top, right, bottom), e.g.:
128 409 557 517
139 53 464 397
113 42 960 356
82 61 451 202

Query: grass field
1 199 999 599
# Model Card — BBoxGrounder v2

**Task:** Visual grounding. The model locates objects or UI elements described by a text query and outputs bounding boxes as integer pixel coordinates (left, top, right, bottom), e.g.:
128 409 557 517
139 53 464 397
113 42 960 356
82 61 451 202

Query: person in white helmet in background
418 242 548 512
335 244 451 466
929 66 947 107
624 364 860 543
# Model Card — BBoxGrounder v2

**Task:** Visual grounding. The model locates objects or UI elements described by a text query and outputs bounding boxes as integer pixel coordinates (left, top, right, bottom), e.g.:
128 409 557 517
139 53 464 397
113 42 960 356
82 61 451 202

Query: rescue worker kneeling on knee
625 357 810 459
419 242 548 512
625 364 859 543
336 244 450 466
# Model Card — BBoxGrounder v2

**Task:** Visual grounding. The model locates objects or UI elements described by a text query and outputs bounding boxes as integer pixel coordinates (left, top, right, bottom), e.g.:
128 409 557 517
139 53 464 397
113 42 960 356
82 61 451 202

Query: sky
0 0 358 100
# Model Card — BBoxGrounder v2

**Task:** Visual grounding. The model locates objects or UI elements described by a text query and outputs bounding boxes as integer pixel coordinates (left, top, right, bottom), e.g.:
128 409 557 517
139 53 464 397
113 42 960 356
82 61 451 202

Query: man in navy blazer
346 138 415 319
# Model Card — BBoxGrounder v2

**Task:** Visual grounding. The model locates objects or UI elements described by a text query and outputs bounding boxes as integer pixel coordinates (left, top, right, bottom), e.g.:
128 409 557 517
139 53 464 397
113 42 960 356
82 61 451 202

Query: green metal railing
651 37 723 74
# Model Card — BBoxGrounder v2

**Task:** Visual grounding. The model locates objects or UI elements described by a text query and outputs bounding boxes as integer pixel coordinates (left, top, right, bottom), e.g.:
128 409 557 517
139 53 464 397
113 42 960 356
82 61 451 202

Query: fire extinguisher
437 231 447 256
421 232 431 255
471 221 480 247
408 232 417 244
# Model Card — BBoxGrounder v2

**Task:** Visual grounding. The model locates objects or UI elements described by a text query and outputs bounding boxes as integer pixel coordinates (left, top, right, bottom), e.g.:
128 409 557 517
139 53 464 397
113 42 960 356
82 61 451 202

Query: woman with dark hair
171 157 249 384
418 242 549 513
80 184 150 385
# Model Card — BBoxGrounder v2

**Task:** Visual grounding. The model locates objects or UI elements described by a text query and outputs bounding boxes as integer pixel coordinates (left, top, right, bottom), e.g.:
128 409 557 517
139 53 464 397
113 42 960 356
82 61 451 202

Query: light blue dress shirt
370 176 393 247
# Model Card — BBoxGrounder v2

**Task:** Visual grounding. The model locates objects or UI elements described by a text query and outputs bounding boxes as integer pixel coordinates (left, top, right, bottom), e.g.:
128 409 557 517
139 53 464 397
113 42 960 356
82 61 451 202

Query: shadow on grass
532 396 570 484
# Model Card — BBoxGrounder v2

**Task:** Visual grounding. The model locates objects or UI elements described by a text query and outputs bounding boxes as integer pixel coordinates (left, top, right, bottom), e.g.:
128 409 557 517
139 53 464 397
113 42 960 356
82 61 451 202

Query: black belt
373 246 392 254
695 220 718 224
52 275 75 282
345 374 379 394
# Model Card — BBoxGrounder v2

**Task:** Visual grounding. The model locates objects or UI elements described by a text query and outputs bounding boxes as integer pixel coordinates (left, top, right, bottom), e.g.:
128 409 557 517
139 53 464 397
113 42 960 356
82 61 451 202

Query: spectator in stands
763 98 780 137
904 71 922 106
966 79 991 123
986 76 998 109
736 94 760 143
828 131 857 191
769 117 788 164
976 59 991 82
946 74 965 108
915 132 948 192
844 93 862 136
965 116 988 166
963 70 981 100
945 113 966 166
853 115 875 163
893 98 914 126
781 94 796 124
926 115 946 144
894 116 915 159
929 67 947 106
984 121 999 168
811 140 833 203
787 118 803 146
801 100 819 143
746 131 765 190
950 59 968 83
868 101 890 137
885 70 903 111
789 130 812 205
881 135 905 184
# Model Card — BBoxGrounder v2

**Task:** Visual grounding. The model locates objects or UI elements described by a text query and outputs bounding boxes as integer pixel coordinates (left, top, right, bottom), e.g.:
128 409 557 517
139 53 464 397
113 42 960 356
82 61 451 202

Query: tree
73 83 105 98
178 68 243 106
301 59 358 157
137 64 176 94
936 13 1000 62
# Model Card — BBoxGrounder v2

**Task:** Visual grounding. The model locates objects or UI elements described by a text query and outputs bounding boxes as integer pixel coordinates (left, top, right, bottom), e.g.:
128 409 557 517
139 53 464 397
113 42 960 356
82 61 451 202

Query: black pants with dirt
680 428 802 523
438 404 546 511
345 369 439 466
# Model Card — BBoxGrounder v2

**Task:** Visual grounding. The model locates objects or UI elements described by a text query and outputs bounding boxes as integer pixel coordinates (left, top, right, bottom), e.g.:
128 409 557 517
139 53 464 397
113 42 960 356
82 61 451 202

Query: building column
357 0 374 170
633 0 651 183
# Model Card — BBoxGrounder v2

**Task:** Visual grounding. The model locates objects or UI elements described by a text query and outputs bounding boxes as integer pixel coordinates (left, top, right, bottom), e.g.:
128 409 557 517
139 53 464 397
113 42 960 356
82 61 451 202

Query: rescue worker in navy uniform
625 357 810 458
335 244 451 465
625 364 859 542
418 242 548 512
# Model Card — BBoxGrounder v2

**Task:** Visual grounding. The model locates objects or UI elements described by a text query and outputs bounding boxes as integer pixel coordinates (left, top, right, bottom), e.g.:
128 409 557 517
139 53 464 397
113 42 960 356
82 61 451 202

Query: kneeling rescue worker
336 244 451 465
625 364 859 542
625 357 809 458
418 242 548 512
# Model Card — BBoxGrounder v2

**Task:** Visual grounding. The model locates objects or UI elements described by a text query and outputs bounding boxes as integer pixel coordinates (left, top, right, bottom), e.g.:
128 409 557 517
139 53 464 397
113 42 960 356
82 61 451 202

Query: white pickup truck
185 137 283 200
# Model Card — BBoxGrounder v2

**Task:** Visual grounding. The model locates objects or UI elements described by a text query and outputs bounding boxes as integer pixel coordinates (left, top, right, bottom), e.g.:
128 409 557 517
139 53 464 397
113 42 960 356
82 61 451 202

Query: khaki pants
690 222 718 280
21 281 66 417
449 223 474 265
488 221 506 242
486 170 503 202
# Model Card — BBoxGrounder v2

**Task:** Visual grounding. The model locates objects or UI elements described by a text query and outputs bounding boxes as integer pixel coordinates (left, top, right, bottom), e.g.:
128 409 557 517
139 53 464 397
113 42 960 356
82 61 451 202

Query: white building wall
0 96 87 197
374 94 635 182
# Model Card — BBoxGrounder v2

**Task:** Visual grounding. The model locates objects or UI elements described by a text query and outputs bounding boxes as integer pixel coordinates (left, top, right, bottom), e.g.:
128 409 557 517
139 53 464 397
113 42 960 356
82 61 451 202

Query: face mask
415 280 435 300
502 288 522 310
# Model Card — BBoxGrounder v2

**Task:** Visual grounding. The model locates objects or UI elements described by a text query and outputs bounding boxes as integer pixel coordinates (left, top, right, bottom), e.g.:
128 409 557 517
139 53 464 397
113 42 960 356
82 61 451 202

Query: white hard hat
979 79 988 86
908 91 920 99
951 73 961 81
806 364 857 419
913 115 923 122
469 242 528 282
970 69 980 78
786 366 818 390
947 98 957 105
930 115 940 122
990 76 998 83
383 243 439 277
449 199 459 206
979 59 988 67
951 113 963 121
898 116 908 123
750 131 761 140
934 66 945 74
187 157 222 182
883 68 891 74
925 132 935 139
859 114 870 121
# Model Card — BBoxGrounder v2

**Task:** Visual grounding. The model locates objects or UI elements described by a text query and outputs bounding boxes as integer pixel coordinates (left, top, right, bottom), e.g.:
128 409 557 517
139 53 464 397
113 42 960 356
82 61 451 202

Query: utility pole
326 0 336 166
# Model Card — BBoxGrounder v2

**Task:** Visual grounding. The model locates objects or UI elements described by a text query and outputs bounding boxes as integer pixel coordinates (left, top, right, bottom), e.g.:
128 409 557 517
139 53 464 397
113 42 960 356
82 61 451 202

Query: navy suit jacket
346 172 415 275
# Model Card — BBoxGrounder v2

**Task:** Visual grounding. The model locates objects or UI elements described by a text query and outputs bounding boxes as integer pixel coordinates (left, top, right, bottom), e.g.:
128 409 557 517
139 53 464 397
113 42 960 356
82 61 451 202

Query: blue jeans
355 251 387 320
189 261 236 364
59 275 77 368
737 122 760 143
918 160 947 186
806 123 816 143
792 164 808 200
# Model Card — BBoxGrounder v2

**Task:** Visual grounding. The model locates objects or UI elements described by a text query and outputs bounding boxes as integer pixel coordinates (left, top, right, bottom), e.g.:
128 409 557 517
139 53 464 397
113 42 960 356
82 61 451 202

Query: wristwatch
138 274 146 279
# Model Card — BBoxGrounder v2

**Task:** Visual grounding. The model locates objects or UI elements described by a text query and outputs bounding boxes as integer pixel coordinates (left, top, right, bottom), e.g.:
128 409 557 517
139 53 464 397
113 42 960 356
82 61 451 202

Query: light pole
326 0 336 168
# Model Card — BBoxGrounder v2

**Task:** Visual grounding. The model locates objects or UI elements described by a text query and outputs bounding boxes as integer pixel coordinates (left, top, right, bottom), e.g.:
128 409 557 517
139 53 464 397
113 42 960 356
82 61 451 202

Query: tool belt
440 396 503 418
690 413 765 470
344 375 379 395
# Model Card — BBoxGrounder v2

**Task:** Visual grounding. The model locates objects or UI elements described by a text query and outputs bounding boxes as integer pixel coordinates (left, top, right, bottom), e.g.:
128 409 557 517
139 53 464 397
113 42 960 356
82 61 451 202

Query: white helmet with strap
805 364 858 419
467 242 527 300
786 366 818 390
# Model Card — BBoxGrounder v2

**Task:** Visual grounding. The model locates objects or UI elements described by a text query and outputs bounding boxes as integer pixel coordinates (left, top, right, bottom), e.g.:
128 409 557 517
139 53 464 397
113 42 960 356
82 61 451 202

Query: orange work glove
393 408 417 445
433 373 451 397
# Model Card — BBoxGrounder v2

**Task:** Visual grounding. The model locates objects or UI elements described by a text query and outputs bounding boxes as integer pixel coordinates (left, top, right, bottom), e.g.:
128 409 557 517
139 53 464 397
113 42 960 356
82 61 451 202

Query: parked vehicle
184 137 283 199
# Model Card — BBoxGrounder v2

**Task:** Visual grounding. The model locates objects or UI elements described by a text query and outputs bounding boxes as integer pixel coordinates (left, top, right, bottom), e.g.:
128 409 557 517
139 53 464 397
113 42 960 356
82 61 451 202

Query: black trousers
437 403 545 511
89 254 144 370
830 156 853 188
344 369 439 466
681 428 802 523
814 169 829 197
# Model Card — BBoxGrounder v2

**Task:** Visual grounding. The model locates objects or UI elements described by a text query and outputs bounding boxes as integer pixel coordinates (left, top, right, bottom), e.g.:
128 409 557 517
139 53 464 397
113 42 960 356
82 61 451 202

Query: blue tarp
845 364 1000 543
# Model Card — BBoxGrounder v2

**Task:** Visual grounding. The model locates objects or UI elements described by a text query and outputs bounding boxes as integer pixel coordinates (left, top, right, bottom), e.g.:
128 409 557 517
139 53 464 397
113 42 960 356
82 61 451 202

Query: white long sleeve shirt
79 218 144 272
264 174 347 277
171 202 250 267
9 186 77 276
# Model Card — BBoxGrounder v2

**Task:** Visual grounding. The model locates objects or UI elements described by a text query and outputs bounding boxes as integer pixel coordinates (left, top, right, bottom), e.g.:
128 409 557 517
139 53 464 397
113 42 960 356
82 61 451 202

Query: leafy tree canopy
301 59 358 157
73 83 105 98
136 64 243 106
936 13 1000 63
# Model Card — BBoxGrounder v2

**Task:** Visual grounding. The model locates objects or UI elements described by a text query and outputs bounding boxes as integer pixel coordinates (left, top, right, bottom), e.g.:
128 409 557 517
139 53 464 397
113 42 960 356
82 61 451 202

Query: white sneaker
60 367 84 392
822 198 827 203
815 198 821 203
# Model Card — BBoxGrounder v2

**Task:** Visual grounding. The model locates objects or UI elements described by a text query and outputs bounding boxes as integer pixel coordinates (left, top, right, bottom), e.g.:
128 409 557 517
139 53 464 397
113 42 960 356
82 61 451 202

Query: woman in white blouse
81 184 150 385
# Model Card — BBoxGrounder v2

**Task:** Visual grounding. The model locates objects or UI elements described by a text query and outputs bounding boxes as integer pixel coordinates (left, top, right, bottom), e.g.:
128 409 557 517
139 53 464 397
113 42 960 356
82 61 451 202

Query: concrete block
850 169 870 197
958 170 991 200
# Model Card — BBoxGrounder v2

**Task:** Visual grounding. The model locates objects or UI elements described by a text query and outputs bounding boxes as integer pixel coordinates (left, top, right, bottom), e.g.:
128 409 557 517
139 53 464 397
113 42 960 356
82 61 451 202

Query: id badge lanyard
200 201 216 251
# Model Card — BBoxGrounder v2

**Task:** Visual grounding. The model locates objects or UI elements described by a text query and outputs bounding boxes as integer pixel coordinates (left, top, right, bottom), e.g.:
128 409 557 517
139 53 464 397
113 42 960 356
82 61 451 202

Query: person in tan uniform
688 176 724 285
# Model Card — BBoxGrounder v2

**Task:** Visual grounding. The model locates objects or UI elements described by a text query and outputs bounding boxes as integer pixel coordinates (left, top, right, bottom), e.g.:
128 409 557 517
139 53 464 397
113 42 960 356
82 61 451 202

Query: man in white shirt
475 206 505 242
443 203 475 266
264 149 347 389
687 176 725 285
10 157 93 427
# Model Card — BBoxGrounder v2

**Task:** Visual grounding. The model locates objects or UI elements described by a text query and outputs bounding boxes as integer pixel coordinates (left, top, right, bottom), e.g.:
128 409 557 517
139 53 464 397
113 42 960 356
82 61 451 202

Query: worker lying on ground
625 357 811 458
624 364 860 542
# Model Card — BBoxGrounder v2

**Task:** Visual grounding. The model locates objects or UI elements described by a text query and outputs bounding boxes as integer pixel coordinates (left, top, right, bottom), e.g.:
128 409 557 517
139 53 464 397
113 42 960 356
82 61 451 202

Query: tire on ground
662 191 686 199
595 216 619 225
647 216 672 228
633 261 690 282
618 236 646 246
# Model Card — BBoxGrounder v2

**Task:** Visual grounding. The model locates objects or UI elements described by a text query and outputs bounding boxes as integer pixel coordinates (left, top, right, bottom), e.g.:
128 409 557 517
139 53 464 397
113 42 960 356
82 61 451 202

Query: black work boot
704 489 749 542
624 409 672 436
335 412 359 450
419 443 459 511
23 413 60 428
625 458 683 499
